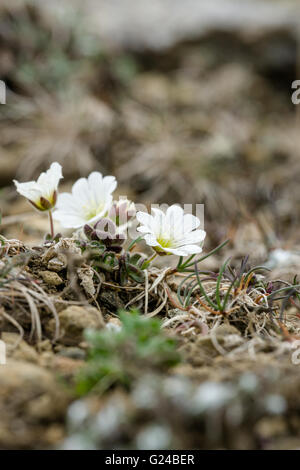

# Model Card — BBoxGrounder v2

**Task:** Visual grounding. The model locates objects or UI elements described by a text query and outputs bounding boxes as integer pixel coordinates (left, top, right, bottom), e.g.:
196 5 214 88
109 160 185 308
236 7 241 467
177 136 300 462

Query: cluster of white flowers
14 162 206 256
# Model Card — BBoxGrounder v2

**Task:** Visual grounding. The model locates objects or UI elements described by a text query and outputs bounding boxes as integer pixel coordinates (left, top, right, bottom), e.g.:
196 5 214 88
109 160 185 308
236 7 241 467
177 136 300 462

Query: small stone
213 324 241 337
255 417 287 439
43 425 65 446
77 266 96 297
1 332 39 364
57 347 86 360
42 238 82 265
39 270 64 286
99 290 125 311
167 308 187 318
26 394 55 419
39 339 53 352
42 246 57 264
55 238 82 256
46 305 105 345
106 317 122 332
48 254 67 272
39 351 56 369
52 356 85 377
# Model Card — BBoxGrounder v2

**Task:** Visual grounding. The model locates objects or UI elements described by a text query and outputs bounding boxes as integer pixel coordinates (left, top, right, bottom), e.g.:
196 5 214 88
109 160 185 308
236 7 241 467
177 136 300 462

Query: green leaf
126 263 145 283
215 257 231 312
128 235 144 251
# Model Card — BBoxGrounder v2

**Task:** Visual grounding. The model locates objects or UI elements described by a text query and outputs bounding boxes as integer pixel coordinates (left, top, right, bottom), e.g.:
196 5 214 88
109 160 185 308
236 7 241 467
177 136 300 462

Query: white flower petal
179 244 203 254
166 204 184 222
53 171 117 229
176 230 206 246
37 162 62 186
101 175 117 196
144 234 160 247
13 180 42 202
137 210 164 237
137 204 206 258
37 162 63 198
53 212 86 228
164 247 190 256
151 209 167 236
136 211 154 228
136 225 154 234
15 162 63 211
47 161 63 188
151 208 165 219
85 197 113 225
165 205 184 234
56 192 77 210
88 172 105 205
182 213 201 233
72 177 91 203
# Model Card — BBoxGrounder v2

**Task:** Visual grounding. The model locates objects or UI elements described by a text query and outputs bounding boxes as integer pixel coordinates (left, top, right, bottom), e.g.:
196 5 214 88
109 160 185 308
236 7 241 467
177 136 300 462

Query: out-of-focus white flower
13 162 63 211
265 248 300 270
136 205 206 256
53 172 117 228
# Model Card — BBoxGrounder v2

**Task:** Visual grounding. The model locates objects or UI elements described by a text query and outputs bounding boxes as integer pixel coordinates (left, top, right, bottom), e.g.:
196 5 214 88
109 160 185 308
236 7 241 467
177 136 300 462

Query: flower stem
49 210 54 239
142 252 158 269
148 252 158 263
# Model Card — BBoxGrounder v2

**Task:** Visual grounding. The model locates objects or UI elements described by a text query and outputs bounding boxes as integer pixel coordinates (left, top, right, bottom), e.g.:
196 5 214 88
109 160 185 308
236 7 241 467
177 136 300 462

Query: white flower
136 205 206 256
53 172 117 228
14 162 63 211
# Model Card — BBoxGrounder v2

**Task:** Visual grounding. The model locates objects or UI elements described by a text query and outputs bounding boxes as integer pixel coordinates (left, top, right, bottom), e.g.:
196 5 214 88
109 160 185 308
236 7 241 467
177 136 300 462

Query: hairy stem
142 252 158 269
48 210 54 239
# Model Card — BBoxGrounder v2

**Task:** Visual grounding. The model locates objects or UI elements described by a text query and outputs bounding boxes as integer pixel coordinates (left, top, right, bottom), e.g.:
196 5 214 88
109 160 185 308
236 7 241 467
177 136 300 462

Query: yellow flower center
157 235 173 248
32 192 56 211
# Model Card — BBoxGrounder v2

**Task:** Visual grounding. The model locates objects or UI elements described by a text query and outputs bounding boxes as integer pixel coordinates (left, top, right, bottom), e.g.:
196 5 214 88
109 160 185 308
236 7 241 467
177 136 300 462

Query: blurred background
1 0 300 267
2 0 300 452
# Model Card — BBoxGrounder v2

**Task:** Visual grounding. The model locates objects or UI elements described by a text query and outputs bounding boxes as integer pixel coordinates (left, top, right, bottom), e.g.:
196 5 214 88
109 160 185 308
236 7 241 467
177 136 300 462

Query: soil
0 235 299 449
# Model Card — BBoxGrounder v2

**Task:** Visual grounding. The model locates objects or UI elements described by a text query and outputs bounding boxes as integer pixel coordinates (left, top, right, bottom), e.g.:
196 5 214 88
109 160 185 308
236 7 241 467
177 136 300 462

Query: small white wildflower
191 382 235 412
136 424 172 450
53 172 117 229
13 162 63 211
136 205 206 256
264 394 287 415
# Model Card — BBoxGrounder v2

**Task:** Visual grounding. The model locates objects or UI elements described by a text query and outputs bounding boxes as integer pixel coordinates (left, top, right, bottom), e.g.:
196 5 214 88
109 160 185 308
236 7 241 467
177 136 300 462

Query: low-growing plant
80 219 147 286
13 162 220 287
12 162 300 340
175 256 272 314
76 309 181 395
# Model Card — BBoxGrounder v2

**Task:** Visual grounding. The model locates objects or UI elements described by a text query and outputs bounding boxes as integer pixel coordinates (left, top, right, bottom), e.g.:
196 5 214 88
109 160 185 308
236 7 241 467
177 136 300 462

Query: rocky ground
0 233 300 449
